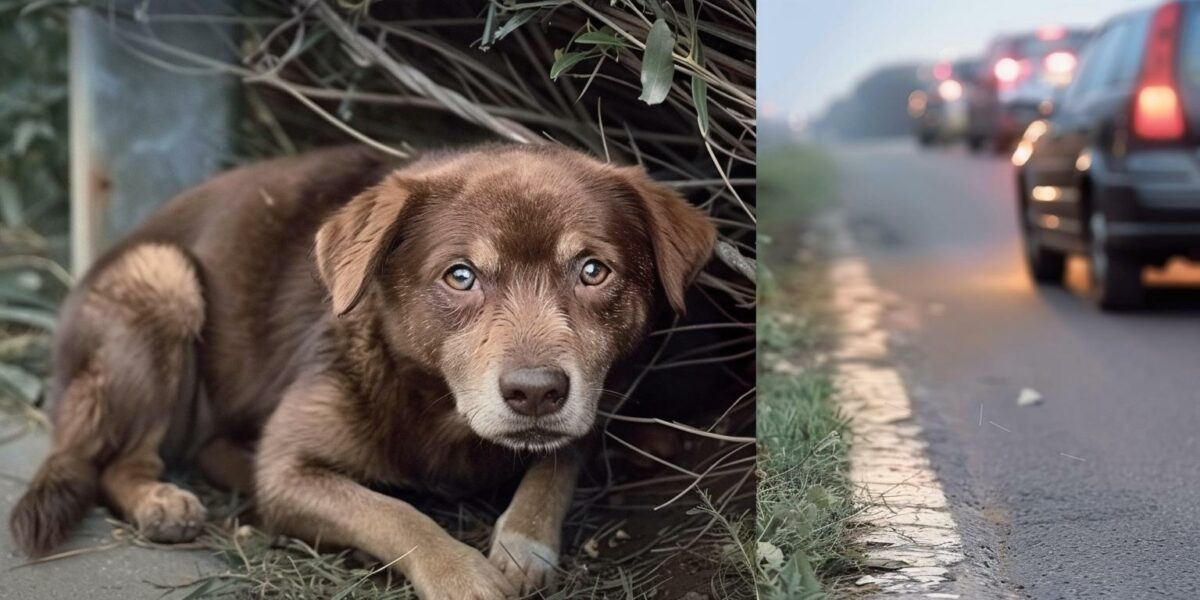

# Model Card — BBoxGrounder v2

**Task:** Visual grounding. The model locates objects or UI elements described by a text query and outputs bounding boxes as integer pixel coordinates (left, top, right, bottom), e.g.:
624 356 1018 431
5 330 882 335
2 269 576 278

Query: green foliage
757 298 859 597
758 145 837 246
0 3 69 240
756 150 860 596
488 0 750 144
0 3 71 416
637 19 675 105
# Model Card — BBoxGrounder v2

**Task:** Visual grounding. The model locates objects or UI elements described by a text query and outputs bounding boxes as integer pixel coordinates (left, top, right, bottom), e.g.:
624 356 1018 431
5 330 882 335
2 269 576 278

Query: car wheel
1088 210 1143 310
967 135 984 153
1023 224 1066 284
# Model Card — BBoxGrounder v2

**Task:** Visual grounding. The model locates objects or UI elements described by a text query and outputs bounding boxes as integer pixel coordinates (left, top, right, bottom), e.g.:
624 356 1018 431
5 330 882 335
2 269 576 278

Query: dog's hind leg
197 437 255 495
10 243 209 555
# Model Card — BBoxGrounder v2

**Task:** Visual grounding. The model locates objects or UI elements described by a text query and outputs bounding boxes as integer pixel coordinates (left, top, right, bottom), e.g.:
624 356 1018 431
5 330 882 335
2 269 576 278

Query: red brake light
1134 2 1186 140
932 61 952 81
1037 25 1067 41
1044 51 1077 75
994 57 1021 83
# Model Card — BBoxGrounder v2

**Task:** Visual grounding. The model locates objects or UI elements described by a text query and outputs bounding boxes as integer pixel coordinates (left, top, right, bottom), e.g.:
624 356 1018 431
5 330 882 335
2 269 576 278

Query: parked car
968 26 1091 152
1014 1 1200 309
910 59 979 146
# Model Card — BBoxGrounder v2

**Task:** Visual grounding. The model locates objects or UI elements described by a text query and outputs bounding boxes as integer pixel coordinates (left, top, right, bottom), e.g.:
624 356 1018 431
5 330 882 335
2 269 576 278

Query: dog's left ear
619 167 717 315
315 175 413 316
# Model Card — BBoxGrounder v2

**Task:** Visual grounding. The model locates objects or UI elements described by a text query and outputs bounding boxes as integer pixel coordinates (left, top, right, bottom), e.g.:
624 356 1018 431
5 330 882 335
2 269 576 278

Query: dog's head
315 145 714 452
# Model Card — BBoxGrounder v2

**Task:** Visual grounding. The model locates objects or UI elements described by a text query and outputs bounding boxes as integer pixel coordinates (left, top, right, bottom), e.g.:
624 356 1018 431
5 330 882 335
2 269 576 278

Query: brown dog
9 144 714 599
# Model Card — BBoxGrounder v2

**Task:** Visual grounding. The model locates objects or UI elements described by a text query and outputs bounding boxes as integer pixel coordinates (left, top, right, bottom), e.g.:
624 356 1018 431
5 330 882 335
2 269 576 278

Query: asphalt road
833 139 1200 599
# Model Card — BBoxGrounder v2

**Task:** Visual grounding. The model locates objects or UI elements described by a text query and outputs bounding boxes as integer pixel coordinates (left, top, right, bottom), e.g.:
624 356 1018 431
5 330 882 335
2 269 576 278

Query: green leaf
638 19 675 105
549 50 594 80
0 178 22 227
0 305 57 331
691 75 709 138
574 30 626 49
480 2 498 49
683 0 701 58
13 120 51 154
489 9 539 48
0 361 42 403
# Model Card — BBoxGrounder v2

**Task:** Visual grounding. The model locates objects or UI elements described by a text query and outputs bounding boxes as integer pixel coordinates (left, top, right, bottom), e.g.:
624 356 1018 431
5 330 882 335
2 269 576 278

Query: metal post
69 2 236 274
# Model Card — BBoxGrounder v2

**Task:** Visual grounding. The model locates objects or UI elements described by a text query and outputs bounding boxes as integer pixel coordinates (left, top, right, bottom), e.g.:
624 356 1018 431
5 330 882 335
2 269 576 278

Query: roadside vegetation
756 143 860 598
0 3 69 437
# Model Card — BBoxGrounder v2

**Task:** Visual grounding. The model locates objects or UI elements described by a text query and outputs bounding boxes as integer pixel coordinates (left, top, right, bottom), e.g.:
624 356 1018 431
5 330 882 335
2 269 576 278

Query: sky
759 0 1156 122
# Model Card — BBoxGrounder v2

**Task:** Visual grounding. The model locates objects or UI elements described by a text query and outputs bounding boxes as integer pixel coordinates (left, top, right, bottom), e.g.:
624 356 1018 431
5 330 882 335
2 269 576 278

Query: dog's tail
10 450 99 557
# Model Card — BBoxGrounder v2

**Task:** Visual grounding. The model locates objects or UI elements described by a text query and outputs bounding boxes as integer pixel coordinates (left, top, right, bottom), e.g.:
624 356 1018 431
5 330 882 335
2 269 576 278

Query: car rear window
1015 32 1090 58
1180 4 1200 93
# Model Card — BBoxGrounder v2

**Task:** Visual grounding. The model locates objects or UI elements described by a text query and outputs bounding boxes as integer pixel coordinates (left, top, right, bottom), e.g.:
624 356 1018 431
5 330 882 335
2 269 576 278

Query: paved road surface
0 428 220 599
834 139 1200 599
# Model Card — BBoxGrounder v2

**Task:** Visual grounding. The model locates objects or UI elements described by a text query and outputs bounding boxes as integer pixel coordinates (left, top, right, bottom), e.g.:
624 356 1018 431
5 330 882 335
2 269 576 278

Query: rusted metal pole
69 2 236 274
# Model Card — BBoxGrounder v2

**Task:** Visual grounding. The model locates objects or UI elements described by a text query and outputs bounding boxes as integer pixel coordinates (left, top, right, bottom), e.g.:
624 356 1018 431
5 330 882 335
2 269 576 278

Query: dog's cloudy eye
580 259 611 286
443 265 476 291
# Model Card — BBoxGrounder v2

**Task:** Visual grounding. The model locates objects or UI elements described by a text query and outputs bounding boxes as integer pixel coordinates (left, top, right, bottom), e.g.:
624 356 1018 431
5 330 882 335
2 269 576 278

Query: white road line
826 215 964 596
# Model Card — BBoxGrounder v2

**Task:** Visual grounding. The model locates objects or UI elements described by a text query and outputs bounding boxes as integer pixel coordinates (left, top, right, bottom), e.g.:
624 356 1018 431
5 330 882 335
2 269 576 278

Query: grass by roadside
759 144 837 247
757 144 860 599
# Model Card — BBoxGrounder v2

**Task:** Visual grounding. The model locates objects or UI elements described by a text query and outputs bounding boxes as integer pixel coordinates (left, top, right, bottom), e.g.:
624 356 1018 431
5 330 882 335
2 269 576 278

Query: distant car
967 26 1091 152
1014 1 1200 309
909 59 979 146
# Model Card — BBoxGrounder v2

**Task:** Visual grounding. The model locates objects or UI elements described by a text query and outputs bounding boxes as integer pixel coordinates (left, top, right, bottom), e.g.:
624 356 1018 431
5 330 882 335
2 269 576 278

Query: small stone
1017 388 1043 406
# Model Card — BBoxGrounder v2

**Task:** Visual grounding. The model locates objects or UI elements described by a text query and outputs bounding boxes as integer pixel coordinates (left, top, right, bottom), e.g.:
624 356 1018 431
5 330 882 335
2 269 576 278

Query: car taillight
938 79 964 101
932 61 952 81
994 57 1021 83
1134 2 1186 141
1037 25 1067 41
1043 51 1077 75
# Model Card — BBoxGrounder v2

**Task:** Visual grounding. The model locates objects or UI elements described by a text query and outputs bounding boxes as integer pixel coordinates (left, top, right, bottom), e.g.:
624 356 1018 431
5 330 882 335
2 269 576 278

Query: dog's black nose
500 366 569 417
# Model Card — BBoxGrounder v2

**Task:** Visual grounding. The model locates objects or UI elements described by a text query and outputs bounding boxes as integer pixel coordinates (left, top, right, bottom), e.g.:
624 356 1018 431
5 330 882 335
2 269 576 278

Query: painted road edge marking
827 214 965 597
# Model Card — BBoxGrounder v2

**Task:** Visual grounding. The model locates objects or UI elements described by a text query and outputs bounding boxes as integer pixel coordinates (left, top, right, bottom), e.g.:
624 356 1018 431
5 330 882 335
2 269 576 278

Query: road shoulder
826 214 966 597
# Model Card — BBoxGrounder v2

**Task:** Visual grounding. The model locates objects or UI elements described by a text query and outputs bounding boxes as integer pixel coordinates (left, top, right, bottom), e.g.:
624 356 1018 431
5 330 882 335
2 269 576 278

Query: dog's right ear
314 175 412 316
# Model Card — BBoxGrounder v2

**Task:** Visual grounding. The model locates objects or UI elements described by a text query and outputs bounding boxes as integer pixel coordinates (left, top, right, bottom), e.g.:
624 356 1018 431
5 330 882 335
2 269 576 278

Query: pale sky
759 0 1156 121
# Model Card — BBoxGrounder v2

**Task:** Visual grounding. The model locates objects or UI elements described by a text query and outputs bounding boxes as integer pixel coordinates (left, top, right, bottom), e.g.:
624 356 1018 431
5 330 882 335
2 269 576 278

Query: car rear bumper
1098 150 1200 257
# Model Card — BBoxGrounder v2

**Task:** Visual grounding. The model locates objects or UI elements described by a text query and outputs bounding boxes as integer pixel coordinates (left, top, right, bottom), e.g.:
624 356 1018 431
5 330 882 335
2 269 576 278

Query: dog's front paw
129 483 206 543
489 528 561 595
410 540 517 600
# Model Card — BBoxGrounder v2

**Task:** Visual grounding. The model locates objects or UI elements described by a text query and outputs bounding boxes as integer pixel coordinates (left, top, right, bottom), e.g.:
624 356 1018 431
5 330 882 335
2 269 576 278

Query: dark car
968 27 1091 152
1015 1 1200 309
910 59 979 146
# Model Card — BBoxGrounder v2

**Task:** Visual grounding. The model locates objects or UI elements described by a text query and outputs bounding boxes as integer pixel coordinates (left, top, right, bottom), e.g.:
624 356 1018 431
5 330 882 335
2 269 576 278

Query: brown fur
8 144 714 598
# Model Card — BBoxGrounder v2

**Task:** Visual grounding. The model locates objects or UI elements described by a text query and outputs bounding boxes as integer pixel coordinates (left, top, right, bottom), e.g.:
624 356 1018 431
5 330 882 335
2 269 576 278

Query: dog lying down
8 144 715 599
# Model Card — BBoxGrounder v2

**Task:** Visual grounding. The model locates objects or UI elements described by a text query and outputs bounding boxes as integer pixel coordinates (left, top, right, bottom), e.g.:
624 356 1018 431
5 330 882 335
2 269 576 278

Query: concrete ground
0 425 221 599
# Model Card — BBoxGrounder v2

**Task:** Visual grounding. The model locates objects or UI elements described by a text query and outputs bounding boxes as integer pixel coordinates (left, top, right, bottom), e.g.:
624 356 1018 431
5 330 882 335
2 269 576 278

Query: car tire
1017 202 1065 284
967 135 984 153
1024 229 1066 284
1088 210 1144 310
